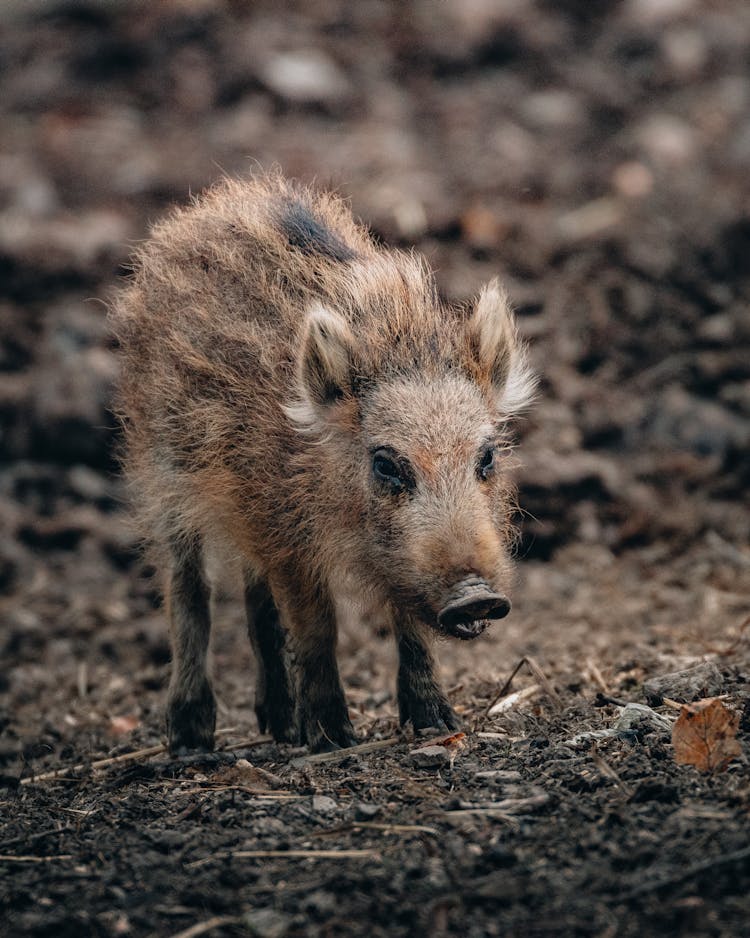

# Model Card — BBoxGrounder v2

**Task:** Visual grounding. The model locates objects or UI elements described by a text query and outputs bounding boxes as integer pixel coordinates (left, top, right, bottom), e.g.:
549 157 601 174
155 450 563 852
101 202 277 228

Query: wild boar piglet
113 172 535 753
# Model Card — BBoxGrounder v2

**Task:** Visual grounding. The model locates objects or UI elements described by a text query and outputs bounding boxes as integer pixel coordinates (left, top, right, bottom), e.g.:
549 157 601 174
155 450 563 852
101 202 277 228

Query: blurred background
1 0 749 760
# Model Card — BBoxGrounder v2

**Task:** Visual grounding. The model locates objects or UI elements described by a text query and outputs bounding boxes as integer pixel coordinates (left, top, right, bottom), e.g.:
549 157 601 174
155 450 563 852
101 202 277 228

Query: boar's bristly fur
112 171 535 754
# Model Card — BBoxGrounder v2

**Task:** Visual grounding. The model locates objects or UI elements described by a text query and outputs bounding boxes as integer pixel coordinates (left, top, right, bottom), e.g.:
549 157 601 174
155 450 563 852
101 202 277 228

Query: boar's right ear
287 303 357 429
468 279 536 416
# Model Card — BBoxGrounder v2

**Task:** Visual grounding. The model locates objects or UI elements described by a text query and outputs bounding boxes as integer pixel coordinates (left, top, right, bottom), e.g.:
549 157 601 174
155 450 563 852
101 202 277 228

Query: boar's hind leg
397 623 460 734
244 579 297 743
283 586 357 753
165 536 216 754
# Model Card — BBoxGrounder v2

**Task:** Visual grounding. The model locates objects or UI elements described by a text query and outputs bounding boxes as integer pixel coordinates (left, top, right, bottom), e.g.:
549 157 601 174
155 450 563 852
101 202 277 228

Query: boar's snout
437 577 511 641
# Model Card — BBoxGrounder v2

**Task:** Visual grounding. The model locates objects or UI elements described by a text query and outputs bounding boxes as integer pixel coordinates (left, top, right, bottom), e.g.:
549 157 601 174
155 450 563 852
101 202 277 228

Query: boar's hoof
400 691 460 735
167 683 217 755
255 693 298 744
257 708 298 745
310 734 358 754
304 719 359 754
299 691 358 753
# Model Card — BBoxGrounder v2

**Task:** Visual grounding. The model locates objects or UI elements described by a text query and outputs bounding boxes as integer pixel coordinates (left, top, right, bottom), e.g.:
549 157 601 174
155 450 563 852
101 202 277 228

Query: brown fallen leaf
460 205 507 250
109 715 140 736
418 732 467 767
672 698 742 773
417 732 466 750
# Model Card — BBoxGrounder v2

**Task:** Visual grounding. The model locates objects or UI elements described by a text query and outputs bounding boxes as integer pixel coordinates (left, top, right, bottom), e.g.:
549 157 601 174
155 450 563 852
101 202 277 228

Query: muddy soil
1 2 749 936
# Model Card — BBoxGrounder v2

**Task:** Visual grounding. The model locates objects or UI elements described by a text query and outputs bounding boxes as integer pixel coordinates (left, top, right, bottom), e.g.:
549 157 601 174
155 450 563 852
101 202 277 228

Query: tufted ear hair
284 303 356 432
467 279 536 416
299 302 357 406
285 303 358 432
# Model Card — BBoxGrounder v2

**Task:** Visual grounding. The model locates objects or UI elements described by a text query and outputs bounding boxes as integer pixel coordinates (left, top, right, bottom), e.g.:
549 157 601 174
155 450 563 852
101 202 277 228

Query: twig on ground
353 822 438 835
590 744 634 798
168 915 239 938
76 662 88 700
525 656 562 708
0 854 73 863
232 848 380 859
314 822 439 837
484 656 561 717
487 684 541 716
172 786 300 799
585 658 610 695
0 825 73 852
186 848 380 869
219 735 273 752
441 811 518 825
21 745 166 785
488 657 527 706
294 737 400 765
20 727 248 785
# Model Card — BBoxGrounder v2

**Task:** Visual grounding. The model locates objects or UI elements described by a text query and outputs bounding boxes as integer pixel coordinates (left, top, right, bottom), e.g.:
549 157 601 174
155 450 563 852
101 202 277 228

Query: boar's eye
372 449 410 494
478 446 495 481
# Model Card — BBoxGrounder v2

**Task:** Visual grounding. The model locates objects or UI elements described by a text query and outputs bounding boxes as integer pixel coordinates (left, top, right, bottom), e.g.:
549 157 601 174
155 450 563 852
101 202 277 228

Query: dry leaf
672 697 742 773
436 732 466 749
418 732 466 750
419 732 467 767
209 759 282 789
460 206 506 250
109 714 140 736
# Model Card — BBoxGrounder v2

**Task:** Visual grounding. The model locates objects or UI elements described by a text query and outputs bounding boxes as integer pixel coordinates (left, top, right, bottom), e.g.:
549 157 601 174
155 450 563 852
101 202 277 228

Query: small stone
409 745 450 769
368 689 391 707
697 313 735 344
244 908 292 938
637 114 696 167
565 703 672 746
557 198 623 241
304 890 337 916
662 27 707 78
614 703 673 735
522 89 584 130
354 801 380 820
67 465 111 501
627 0 697 25
312 794 338 815
260 51 351 106
643 662 724 706
612 161 653 199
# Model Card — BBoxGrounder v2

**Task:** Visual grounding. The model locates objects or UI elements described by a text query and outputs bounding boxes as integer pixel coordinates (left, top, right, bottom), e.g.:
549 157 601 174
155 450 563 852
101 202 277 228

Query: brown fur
112 171 535 753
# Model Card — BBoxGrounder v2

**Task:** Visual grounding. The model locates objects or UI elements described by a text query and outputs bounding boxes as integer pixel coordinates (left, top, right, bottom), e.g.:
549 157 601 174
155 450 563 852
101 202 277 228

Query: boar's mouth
437 579 511 641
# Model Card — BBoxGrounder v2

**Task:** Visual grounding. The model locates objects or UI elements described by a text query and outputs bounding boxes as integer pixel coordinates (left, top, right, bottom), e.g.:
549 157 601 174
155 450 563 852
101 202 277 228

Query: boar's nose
438 578 511 641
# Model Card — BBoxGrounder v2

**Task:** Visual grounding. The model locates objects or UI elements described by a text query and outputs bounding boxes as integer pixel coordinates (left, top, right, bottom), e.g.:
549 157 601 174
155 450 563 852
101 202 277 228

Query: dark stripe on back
279 200 358 262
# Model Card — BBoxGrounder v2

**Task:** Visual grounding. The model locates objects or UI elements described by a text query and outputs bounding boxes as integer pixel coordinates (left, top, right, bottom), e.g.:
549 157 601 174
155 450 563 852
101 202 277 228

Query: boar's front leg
244 578 297 743
397 621 460 734
279 583 357 753
165 536 216 754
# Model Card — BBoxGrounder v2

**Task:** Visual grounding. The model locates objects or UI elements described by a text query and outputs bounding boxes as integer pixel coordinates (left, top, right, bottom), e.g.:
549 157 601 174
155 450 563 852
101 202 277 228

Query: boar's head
288 275 535 640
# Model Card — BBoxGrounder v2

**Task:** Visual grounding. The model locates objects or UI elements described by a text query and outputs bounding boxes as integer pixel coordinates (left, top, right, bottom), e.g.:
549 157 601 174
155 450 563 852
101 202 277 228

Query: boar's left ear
286 303 357 430
300 302 357 405
468 279 536 415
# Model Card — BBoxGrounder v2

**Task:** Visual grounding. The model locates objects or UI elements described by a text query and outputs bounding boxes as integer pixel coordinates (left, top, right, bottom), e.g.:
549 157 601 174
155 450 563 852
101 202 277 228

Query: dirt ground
1 1 750 936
